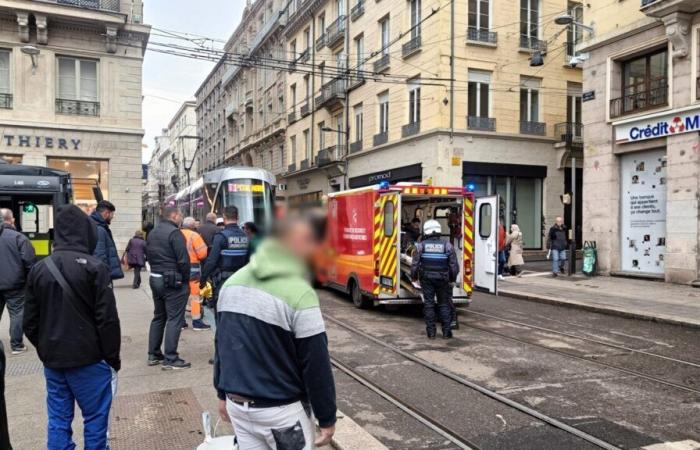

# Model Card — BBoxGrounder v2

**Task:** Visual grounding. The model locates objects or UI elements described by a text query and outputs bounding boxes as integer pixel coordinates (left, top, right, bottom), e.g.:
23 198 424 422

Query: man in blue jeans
547 216 570 277
24 205 121 449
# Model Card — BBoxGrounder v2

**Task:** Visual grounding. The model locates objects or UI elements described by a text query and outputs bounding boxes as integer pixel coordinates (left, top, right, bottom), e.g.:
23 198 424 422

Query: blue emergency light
465 183 476 192
378 181 390 190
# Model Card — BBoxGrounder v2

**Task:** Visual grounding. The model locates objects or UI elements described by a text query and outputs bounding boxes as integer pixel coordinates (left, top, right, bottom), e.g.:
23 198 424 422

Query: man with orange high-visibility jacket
181 217 210 331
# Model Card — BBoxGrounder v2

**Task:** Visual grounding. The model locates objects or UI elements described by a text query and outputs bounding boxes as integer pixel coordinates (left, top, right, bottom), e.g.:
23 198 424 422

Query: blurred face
282 222 319 263
101 209 115 224
195 220 201 229
555 217 564 226
171 211 183 226
411 221 420 231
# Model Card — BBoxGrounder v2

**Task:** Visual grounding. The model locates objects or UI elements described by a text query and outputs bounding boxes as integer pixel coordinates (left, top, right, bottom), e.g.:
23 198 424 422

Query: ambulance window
479 203 492 238
383 200 395 236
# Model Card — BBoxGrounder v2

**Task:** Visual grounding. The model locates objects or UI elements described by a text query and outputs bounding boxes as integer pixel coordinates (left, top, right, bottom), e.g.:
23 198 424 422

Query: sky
141 1 245 163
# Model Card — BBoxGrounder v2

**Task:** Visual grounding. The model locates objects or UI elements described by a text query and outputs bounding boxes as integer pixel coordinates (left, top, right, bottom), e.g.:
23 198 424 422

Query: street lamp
21 45 40 73
178 135 203 216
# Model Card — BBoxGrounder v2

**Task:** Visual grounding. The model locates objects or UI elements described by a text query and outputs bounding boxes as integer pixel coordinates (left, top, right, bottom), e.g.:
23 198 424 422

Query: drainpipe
449 0 455 141
343 0 351 189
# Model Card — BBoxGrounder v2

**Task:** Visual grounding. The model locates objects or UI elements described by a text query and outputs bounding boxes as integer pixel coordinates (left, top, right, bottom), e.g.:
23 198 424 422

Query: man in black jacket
198 212 219 250
23 204 121 450
146 206 191 370
0 208 35 355
547 216 570 276
90 200 124 280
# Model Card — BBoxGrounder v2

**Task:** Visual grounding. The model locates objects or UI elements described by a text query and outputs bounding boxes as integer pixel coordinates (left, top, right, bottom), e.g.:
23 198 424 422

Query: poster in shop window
620 150 666 275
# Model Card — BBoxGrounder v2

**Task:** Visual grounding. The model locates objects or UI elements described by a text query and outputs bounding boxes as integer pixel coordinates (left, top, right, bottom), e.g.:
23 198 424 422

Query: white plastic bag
196 411 238 450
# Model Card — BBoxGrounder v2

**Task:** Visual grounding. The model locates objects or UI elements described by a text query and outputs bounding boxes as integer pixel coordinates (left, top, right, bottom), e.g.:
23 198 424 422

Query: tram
169 167 276 229
0 162 94 257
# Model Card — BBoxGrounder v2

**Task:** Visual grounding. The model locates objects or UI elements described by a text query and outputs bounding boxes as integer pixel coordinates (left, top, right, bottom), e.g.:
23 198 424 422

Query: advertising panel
620 150 666 275
615 107 700 144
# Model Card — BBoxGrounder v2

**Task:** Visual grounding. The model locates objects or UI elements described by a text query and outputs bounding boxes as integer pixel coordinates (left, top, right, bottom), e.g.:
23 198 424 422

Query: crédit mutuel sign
1 134 81 150
615 107 700 144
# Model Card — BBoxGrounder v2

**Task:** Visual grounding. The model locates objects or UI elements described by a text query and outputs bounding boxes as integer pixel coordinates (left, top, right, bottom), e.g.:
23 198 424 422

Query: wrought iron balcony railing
56 98 99 116
402 35 421 58
315 34 326 51
326 15 347 48
287 162 297 173
315 77 346 109
317 147 344 166
520 120 546 136
298 48 310 63
609 84 668 118
351 0 364 21
300 100 311 117
350 140 363 153
300 158 310 170
402 121 420 137
520 35 547 52
467 27 497 45
373 131 388 146
467 116 496 131
554 122 583 147
287 111 297 123
373 54 390 73
0 93 12 109
52 0 119 12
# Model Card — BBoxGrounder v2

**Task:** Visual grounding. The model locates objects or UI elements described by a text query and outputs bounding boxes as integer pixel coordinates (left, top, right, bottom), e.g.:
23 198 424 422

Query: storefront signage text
615 108 700 144
3 135 81 150
368 172 391 183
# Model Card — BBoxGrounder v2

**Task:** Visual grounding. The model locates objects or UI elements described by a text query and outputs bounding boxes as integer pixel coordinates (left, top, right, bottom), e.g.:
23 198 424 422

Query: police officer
146 206 191 370
200 205 249 314
411 220 459 339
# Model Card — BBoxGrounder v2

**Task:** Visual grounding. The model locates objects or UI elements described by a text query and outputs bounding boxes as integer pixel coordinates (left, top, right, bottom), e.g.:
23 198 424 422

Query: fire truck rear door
474 195 498 294
374 191 400 296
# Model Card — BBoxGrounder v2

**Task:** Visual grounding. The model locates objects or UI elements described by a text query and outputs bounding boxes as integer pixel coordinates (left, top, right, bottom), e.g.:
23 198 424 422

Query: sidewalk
2 279 385 450
498 273 700 328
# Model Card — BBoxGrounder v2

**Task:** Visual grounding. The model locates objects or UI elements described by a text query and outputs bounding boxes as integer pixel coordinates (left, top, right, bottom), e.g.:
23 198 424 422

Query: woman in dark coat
125 230 147 289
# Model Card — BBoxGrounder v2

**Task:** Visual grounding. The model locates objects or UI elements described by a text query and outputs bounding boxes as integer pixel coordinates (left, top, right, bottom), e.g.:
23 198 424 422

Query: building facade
581 0 700 282
167 100 197 190
0 0 150 251
282 0 585 247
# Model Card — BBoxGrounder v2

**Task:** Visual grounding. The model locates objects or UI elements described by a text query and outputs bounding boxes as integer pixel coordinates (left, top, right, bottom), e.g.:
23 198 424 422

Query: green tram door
0 164 72 258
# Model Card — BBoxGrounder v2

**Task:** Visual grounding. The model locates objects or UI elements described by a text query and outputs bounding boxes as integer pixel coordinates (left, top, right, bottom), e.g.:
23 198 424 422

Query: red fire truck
316 182 499 308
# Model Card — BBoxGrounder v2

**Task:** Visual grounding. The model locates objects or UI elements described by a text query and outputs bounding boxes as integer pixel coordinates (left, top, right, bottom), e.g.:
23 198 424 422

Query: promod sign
615 107 700 143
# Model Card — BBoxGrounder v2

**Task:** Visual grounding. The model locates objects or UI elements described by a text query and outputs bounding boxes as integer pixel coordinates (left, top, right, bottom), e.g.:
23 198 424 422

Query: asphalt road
320 288 700 450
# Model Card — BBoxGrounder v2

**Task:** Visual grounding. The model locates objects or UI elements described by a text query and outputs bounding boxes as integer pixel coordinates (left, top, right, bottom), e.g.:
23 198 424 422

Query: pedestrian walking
90 200 124 280
497 220 507 281
200 206 249 317
0 208 36 355
125 230 147 289
547 216 570 277
198 213 219 250
0 341 11 450
181 217 210 331
215 214 336 449
411 220 459 339
146 207 191 370
506 224 525 276
23 205 121 450
242 221 262 254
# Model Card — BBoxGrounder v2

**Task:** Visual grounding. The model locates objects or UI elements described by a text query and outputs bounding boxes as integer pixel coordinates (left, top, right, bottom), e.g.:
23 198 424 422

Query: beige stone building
0 0 150 251
282 0 585 248
166 100 197 190
580 0 700 282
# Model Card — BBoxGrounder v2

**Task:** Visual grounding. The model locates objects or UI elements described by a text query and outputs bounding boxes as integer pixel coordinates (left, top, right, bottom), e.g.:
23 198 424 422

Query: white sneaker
498 275 505 281
11 345 27 355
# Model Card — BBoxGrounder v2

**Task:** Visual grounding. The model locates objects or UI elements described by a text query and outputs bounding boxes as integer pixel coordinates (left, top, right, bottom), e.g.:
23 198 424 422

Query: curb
330 410 388 450
498 288 700 330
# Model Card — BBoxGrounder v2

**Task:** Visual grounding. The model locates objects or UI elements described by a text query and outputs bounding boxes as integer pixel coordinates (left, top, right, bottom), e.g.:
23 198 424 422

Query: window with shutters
56 57 99 115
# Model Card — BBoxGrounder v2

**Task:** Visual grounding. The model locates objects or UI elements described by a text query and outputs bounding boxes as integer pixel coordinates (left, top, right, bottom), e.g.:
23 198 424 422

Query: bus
172 167 276 229
0 162 93 257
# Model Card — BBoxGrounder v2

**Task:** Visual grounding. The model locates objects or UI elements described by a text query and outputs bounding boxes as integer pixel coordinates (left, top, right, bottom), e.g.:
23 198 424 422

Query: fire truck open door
474 195 498 294
374 191 400 296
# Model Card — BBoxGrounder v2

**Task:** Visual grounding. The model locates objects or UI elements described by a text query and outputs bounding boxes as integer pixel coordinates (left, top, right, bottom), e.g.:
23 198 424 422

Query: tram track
324 313 622 450
456 308 700 395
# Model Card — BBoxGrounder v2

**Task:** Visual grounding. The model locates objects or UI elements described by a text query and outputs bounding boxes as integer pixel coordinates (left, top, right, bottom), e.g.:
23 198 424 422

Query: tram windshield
219 178 274 226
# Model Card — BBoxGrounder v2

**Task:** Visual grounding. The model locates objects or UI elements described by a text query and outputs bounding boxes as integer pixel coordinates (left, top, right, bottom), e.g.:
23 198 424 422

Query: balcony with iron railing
300 99 311 117
373 131 388 146
297 48 310 63
467 116 496 131
315 33 326 51
326 15 347 48
520 120 546 136
288 110 297 124
300 158 310 170
466 27 497 46
351 0 364 21
350 140 363 153
609 83 668 119
287 162 297 173
564 41 581 67
56 98 99 116
349 69 366 90
45 0 120 13
374 53 390 73
402 34 421 58
0 93 12 109
316 147 344 166
554 122 583 148
519 35 548 53
315 77 346 110
402 121 420 137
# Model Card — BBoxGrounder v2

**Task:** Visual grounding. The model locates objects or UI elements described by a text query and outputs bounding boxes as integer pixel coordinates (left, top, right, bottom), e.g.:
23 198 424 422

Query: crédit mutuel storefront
586 106 700 284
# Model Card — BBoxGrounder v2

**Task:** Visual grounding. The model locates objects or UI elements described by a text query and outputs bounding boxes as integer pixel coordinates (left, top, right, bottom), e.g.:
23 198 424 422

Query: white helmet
423 219 441 236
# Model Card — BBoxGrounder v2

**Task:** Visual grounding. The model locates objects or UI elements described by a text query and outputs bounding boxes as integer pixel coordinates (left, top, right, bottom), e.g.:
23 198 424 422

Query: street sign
582 91 595 102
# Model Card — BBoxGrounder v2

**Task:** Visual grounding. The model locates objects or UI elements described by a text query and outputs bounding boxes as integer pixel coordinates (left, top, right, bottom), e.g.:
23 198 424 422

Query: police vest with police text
218 225 249 274
419 238 450 277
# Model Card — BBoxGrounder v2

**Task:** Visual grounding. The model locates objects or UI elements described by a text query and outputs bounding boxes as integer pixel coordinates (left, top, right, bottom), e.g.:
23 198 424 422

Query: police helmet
423 219 442 236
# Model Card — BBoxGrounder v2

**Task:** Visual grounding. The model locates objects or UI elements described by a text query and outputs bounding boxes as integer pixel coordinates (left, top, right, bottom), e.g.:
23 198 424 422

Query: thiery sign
615 107 700 144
